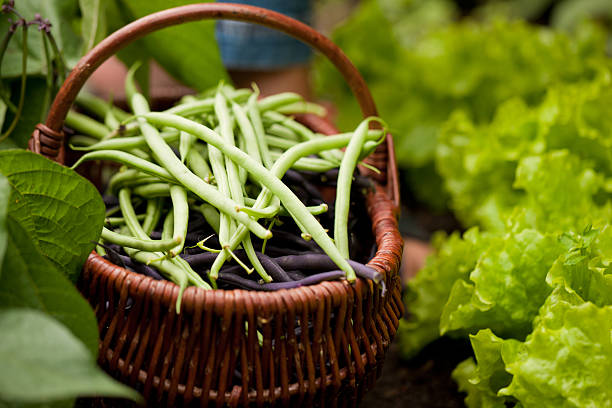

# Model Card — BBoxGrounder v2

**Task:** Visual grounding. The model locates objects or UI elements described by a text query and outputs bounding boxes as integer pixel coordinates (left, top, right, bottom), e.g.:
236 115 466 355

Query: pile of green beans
70 69 385 312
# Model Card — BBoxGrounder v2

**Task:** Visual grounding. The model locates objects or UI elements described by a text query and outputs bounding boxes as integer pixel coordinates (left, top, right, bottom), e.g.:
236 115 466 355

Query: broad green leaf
0 215 98 354
105 0 151 97
0 309 141 404
115 0 228 91
0 150 105 281
79 0 107 54
0 174 8 276
2 78 50 149
0 99 6 131
0 0 83 78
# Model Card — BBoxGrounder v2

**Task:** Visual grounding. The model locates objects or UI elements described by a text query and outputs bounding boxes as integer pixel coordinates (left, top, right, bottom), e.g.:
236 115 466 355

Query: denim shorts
215 0 313 70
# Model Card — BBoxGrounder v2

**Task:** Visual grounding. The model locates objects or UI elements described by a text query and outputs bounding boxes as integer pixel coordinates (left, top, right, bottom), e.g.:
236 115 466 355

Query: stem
44 31 66 82
39 31 52 122
0 29 16 113
0 25 27 142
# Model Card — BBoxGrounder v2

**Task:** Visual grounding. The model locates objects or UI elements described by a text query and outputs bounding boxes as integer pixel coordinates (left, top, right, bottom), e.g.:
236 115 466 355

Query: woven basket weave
28 4 404 407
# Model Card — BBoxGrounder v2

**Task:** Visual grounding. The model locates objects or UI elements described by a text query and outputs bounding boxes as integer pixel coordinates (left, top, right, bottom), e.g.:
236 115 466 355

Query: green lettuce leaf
500 287 612 407
399 228 486 357
316 9 609 206
440 229 563 338
452 329 513 408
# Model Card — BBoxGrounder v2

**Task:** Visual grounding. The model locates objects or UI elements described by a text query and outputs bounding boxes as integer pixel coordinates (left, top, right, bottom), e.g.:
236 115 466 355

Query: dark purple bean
150 230 217 246
218 249 292 282
218 271 345 291
317 168 374 191
110 254 163 280
273 254 383 283
257 245 309 257
186 210 216 234
103 194 119 207
268 230 323 252
181 251 220 267
285 270 306 281
283 169 325 203
256 253 292 282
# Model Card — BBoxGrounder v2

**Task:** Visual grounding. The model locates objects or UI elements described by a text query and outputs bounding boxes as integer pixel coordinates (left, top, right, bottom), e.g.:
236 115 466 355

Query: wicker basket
28 4 404 407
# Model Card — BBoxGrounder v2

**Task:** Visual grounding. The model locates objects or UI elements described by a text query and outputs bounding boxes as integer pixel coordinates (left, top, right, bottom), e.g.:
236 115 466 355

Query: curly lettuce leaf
452 330 513 408
512 150 611 234
438 72 612 230
399 228 486 357
316 9 609 206
500 287 612 407
440 229 563 338
437 100 538 229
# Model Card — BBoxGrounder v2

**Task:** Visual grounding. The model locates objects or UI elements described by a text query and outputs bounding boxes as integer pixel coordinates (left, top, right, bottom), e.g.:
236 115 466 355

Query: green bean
142 197 163 235
119 189 149 240
169 185 189 256
75 91 131 122
267 123 300 141
232 102 262 165
179 131 197 163
207 143 232 248
126 86 271 239
164 88 252 116
237 134 249 185
142 112 357 282
127 147 151 161
104 108 120 133
263 111 314 141
264 112 347 165
104 214 146 226
276 101 326 116
257 92 302 112
265 134 296 150
199 203 220 234
215 92 243 208
69 135 99 147
72 150 175 183
185 147 213 183
70 130 180 152
101 227 180 252
132 183 169 200
65 110 111 140
242 197 328 217
172 255 212 291
162 208 174 240
108 169 163 195
247 92 274 170
216 91 268 281
268 151 339 172
207 127 381 281
237 203 278 219
96 242 107 257
334 118 382 258
118 188 208 310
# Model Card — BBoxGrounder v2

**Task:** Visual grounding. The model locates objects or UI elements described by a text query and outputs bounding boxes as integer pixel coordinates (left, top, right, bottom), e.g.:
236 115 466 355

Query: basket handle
29 2 399 209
